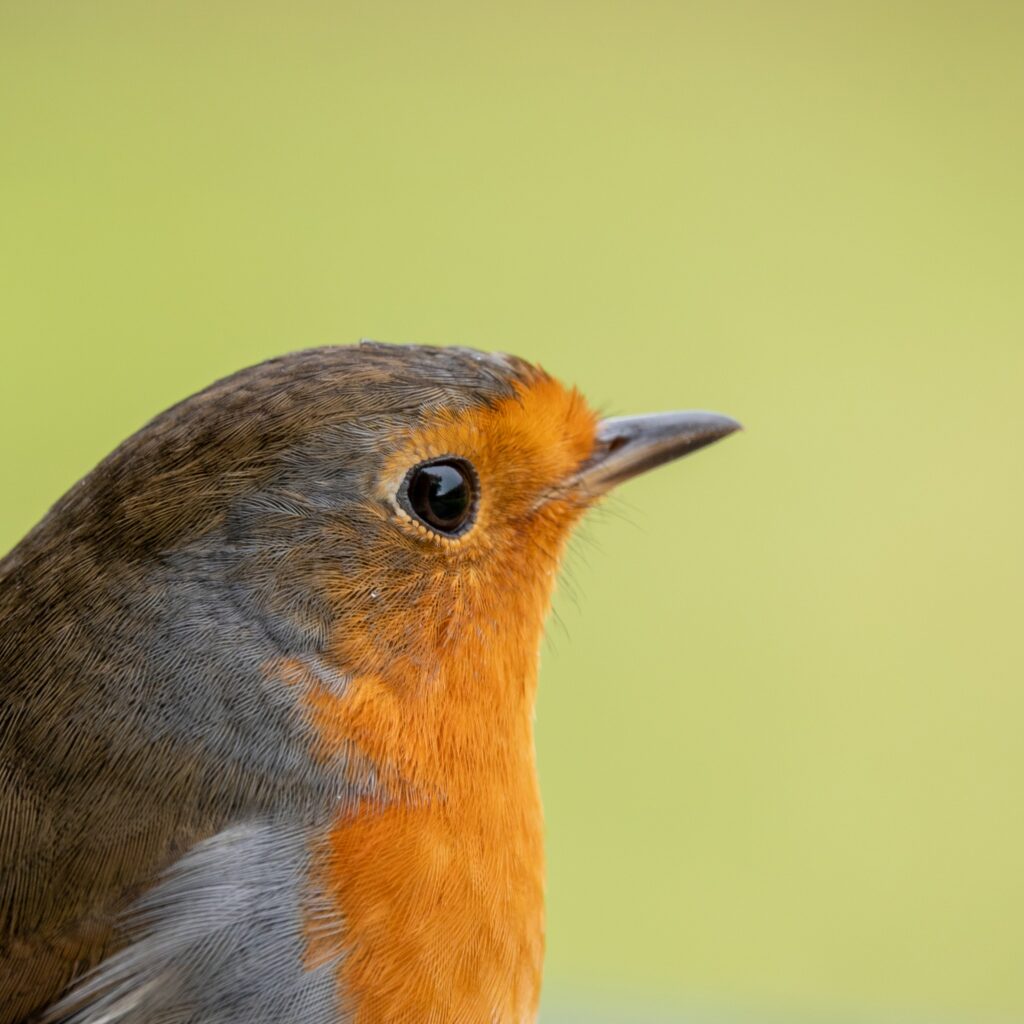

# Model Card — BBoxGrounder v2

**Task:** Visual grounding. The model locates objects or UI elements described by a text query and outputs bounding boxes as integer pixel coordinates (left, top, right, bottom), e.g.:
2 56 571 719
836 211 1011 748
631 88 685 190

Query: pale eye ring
398 457 479 537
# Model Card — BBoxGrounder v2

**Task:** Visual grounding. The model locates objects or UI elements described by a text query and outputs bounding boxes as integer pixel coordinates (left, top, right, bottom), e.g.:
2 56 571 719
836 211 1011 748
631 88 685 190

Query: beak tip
680 412 743 457
710 414 743 438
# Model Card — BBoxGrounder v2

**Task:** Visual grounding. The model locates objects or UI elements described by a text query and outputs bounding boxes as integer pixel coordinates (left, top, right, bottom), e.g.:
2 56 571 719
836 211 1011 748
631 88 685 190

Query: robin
0 342 738 1024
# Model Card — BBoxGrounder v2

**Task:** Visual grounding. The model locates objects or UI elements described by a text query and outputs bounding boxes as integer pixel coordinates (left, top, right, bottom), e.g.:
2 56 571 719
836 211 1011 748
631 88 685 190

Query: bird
0 341 739 1024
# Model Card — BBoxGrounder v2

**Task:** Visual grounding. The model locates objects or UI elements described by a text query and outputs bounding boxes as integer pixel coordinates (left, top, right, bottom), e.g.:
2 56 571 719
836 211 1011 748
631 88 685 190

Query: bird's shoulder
43 821 344 1024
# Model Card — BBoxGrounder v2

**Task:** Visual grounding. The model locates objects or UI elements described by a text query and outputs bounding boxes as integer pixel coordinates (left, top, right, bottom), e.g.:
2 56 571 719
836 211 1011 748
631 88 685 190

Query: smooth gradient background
2 3 1022 1022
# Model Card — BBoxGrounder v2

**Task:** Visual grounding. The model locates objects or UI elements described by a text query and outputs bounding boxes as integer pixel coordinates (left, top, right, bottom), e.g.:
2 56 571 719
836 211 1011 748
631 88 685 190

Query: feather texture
47 823 342 1024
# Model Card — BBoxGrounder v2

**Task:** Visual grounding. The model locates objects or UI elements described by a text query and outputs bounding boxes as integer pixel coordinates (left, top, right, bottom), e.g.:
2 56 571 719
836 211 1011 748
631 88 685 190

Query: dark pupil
408 461 472 532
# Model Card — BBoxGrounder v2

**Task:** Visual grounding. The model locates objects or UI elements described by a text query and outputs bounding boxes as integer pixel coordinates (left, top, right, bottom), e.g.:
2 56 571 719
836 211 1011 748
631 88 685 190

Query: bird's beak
567 410 741 496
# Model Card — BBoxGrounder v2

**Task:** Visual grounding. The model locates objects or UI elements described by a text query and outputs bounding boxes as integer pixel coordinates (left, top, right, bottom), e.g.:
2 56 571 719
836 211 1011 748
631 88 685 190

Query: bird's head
28 341 737 785
291 344 740 699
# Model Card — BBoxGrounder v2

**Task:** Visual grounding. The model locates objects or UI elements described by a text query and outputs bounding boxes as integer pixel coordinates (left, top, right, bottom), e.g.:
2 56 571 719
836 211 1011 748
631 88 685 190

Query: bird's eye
399 458 478 537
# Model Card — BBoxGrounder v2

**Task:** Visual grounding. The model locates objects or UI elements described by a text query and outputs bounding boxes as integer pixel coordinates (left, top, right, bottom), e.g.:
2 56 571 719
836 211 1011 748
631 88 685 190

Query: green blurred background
2 2 1022 1021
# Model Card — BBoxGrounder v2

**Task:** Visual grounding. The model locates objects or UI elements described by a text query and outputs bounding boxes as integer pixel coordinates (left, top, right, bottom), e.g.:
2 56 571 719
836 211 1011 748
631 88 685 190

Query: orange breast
304 667 546 1024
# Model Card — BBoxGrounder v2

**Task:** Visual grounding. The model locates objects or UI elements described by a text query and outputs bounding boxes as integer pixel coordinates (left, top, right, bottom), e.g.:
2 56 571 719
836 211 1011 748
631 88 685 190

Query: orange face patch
377 371 599 551
292 370 599 1022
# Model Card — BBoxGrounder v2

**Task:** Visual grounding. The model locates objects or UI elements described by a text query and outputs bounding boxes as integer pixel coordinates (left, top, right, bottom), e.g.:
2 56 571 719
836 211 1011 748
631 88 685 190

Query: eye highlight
398 458 478 537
